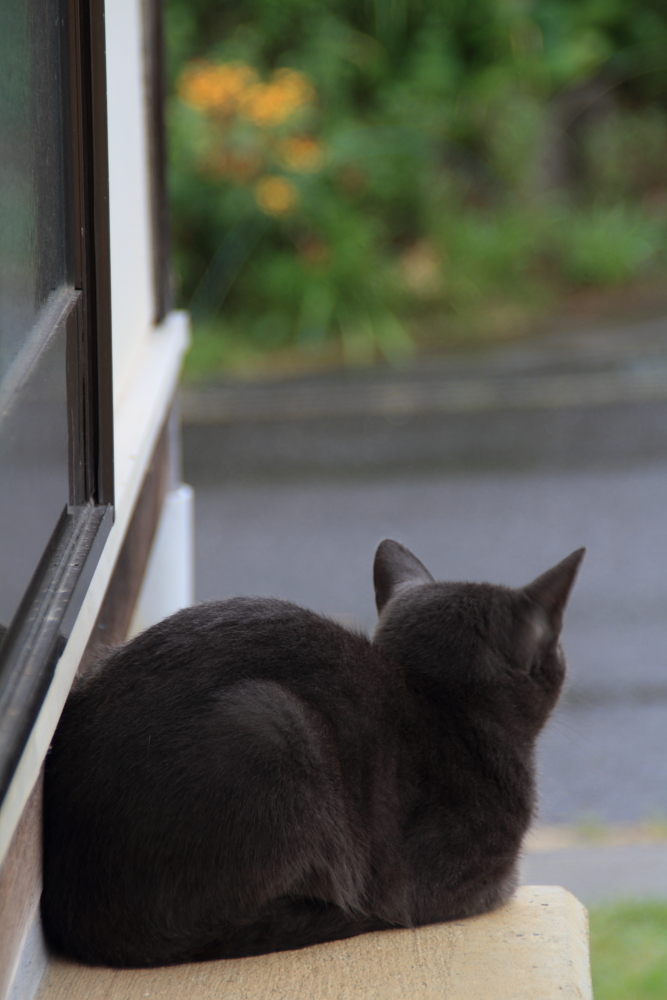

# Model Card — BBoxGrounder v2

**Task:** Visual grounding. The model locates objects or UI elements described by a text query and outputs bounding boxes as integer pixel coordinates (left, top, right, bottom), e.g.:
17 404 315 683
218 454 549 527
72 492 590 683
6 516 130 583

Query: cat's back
74 596 372 702
54 596 391 775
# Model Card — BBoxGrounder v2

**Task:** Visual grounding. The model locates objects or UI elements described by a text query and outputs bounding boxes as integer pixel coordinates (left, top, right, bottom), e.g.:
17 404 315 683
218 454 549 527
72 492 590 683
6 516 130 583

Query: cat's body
42 541 584 968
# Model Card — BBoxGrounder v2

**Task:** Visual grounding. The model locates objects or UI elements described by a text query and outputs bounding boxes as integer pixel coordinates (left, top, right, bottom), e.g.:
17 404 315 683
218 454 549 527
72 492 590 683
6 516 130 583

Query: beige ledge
36 885 592 1000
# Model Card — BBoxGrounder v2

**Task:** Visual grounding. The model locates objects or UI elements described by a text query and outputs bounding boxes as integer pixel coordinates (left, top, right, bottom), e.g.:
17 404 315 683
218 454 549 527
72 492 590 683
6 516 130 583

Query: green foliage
559 204 664 285
590 901 667 1000
166 0 667 374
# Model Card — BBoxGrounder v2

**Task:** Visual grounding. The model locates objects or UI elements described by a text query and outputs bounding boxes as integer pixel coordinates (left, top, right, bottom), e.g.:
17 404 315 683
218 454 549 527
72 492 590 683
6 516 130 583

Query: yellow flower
277 136 325 173
178 61 258 116
254 176 299 215
240 69 315 126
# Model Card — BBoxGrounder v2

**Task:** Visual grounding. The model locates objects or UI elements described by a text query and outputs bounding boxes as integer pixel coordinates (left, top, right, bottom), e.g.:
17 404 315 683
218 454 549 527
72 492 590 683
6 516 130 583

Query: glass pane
0 0 70 379
0 0 71 632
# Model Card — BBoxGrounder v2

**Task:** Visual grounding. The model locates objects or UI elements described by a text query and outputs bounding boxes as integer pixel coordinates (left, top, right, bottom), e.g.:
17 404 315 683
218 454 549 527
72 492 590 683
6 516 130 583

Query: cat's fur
42 541 584 968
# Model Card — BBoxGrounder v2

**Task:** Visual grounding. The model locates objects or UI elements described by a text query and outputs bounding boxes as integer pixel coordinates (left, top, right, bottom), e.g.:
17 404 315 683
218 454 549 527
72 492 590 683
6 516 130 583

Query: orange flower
240 69 315 126
254 176 299 215
277 136 325 173
202 149 263 182
178 61 258 116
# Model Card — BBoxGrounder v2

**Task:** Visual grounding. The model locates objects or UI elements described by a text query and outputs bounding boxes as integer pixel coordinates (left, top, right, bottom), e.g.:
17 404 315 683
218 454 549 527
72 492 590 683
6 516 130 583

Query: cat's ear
374 540 435 613
521 548 585 636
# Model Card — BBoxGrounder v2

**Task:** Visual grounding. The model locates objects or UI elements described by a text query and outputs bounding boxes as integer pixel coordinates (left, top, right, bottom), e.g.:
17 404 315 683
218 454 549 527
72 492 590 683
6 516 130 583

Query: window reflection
0 310 69 628
0 0 70 379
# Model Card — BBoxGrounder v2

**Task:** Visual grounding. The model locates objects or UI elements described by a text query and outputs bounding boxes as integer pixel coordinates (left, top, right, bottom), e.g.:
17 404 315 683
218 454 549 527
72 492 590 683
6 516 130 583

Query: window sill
34 886 592 1000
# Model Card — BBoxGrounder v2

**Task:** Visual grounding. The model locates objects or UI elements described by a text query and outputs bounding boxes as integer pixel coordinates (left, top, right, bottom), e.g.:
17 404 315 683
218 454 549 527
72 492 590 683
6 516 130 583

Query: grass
589 901 667 1000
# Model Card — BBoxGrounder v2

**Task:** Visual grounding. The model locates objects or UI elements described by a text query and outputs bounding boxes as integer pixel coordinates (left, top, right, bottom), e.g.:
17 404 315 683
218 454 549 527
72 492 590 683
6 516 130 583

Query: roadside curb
181 316 667 426
525 823 667 852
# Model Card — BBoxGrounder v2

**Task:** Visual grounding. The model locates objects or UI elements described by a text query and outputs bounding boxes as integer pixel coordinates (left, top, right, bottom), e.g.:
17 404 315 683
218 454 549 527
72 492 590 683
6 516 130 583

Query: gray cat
42 540 584 967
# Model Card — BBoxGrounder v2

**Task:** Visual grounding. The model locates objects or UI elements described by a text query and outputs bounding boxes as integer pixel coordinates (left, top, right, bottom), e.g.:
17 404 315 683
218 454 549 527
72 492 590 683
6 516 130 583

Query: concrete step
181 315 667 478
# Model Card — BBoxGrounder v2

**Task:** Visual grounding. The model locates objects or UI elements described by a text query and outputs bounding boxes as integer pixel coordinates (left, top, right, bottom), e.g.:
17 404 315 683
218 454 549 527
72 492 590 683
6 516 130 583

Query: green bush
559 205 664 285
166 0 667 375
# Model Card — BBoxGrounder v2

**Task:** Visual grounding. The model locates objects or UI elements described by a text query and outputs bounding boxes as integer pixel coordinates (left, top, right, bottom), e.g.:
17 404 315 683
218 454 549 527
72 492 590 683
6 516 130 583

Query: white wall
128 483 195 638
105 0 156 409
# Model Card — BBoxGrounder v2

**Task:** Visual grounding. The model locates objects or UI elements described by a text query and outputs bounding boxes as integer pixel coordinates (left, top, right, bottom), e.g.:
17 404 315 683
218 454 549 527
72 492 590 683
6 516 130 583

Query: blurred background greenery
590 901 667 1000
165 0 667 378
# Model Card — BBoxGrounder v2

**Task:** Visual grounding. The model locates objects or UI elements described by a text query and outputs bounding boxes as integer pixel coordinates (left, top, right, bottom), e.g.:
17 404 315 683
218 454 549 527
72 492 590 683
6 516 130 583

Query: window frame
0 0 114 804
143 0 172 326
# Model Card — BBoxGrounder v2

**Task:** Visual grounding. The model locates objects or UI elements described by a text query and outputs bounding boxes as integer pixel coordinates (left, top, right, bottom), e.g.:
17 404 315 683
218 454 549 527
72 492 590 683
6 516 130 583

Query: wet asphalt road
182 319 667 831
185 452 667 826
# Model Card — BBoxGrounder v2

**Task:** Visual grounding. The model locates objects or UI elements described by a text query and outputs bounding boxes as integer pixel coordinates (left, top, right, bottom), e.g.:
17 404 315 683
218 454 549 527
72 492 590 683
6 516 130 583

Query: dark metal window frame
0 0 114 803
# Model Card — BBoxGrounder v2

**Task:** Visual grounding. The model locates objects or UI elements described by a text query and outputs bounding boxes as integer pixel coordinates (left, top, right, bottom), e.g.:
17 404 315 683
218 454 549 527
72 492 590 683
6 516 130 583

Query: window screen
0 0 73 631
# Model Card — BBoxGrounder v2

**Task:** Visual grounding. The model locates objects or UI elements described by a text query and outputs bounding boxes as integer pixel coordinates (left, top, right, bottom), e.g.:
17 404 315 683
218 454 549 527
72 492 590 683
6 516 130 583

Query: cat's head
372 540 584 734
